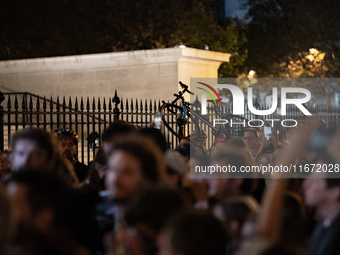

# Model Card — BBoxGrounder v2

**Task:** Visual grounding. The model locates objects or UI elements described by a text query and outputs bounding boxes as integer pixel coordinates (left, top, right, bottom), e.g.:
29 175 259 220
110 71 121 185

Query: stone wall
0 47 230 102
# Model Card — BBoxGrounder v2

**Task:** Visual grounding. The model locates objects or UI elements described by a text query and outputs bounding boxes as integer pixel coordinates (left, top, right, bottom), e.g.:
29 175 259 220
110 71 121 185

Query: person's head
105 135 165 204
210 136 228 156
211 148 256 200
164 150 186 188
135 128 168 154
6 170 72 234
243 128 260 150
303 153 340 210
10 128 57 171
125 188 185 255
102 120 135 155
158 212 226 255
175 143 191 163
213 199 257 241
54 128 78 162
227 137 247 149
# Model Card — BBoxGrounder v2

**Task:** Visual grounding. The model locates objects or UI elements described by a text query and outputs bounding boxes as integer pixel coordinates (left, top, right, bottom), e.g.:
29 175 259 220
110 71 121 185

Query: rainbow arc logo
196 82 222 115
196 82 222 106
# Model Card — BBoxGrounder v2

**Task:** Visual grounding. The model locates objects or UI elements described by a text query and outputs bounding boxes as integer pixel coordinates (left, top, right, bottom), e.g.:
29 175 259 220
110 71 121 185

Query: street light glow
309 48 317 55
249 70 255 76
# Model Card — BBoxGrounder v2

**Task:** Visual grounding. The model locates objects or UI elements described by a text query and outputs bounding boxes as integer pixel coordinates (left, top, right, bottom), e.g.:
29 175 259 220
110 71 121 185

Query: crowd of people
0 118 340 255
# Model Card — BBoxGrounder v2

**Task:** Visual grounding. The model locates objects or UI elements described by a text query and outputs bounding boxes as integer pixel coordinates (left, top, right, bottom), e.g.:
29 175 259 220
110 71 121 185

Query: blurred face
211 143 228 157
7 182 53 233
303 172 328 207
244 131 259 150
211 159 242 199
106 150 149 203
10 139 49 171
57 137 75 161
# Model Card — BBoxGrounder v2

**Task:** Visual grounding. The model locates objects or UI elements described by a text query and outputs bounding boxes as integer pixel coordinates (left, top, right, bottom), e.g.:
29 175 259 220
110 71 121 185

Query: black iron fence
1 90 340 164
0 91 175 164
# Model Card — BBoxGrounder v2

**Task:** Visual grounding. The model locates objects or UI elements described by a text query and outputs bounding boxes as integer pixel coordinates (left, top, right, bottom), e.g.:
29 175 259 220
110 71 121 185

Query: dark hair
220 200 255 226
227 137 247 149
165 212 226 255
135 128 168 153
244 128 259 138
54 128 79 145
11 128 56 161
7 170 72 226
109 135 164 182
212 149 255 194
102 120 135 142
125 188 185 232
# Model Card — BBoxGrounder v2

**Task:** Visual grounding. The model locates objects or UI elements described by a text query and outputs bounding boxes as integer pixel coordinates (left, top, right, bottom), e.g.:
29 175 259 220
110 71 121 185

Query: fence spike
140 99 143 112
43 96 46 111
158 100 161 111
108 97 112 111
7 95 11 110
15 95 18 110
56 96 60 110
22 95 26 110
62 96 66 110
130 99 133 112
69 97 72 109
120 97 124 111
36 96 40 110
135 99 138 112
75 97 78 111
92 97 95 111
154 100 156 112
103 98 106 111
80 97 84 111
98 97 101 111
126 98 129 112
86 97 90 111
145 99 148 112
29 95 33 110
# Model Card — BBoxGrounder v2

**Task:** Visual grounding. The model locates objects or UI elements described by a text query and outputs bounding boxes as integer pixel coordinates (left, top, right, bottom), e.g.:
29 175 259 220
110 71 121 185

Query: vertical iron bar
0 92 5 151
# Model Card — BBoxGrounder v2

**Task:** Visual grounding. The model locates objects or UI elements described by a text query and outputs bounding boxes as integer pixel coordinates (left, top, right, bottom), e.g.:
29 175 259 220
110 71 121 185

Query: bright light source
249 70 255 76
309 48 317 55
306 55 314 61
178 45 186 48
